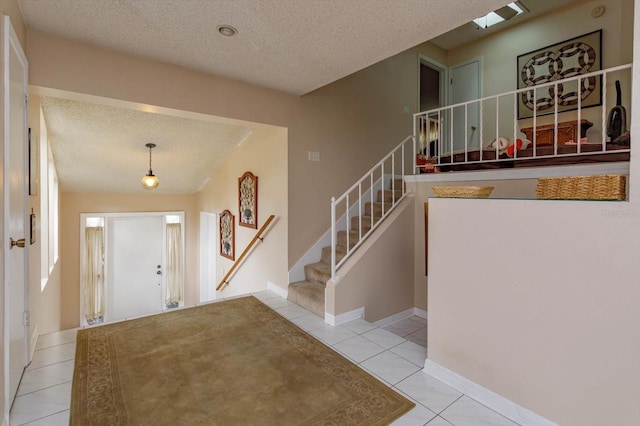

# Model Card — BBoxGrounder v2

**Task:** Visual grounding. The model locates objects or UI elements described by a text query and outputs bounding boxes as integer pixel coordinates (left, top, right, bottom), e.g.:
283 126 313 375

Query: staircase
288 180 404 318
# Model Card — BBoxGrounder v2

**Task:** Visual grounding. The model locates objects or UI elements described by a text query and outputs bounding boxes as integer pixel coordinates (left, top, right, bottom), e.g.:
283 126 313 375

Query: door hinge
24 94 28 109
23 310 30 326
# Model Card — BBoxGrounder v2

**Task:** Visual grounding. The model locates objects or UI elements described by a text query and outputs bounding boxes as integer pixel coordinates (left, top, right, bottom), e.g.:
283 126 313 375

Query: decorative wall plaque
220 209 235 260
238 172 258 229
517 30 602 119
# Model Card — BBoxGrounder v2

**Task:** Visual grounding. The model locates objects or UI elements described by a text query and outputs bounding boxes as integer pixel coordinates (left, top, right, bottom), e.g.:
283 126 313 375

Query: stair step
304 262 332 285
337 229 360 249
288 280 325 318
377 189 403 203
321 245 347 264
365 201 393 217
392 179 404 191
350 215 378 232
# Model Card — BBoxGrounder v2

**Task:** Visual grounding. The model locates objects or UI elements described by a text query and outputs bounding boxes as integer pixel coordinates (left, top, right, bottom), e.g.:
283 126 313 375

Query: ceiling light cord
148 144 154 175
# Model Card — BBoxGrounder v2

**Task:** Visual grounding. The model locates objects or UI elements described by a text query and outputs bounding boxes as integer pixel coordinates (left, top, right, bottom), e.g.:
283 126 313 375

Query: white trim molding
325 307 364 326
267 281 287 299
413 307 427 320
405 162 630 184
372 308 414 328
423 360 558 426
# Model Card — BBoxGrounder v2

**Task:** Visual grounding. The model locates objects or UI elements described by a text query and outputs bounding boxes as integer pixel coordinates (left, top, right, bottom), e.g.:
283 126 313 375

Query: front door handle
10 238 25 249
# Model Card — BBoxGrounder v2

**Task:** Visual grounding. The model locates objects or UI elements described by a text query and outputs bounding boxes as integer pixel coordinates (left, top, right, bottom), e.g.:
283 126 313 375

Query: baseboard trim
268 281 288 299
325 307 364 326
372 308 414 328
413 308 427 320
423 360 557 426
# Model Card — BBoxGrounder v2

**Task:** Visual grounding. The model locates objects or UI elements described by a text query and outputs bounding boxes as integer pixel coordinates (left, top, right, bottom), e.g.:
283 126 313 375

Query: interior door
450 59 481 152
2 15 29 405
106 216 163 321
199 211 217 303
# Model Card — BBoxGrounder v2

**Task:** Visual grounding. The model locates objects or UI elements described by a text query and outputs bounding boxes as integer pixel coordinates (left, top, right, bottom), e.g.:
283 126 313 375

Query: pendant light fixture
141 143 159 190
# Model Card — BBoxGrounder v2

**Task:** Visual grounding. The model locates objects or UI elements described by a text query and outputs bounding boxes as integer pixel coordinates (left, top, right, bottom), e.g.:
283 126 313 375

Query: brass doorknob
10 238 25 249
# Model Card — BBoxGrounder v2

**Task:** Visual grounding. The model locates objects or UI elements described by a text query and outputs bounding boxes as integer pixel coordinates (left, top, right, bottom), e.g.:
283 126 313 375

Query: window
48 141 59 272
39 107 60 291
472 2 526 29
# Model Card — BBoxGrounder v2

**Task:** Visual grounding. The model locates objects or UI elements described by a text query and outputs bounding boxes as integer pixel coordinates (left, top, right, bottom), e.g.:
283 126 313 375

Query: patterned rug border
71 296 414 425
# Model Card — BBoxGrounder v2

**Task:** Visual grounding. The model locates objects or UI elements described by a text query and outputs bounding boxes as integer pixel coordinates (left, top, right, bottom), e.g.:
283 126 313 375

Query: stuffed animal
488 137 530 157
488 137 511 152
506 138 524 157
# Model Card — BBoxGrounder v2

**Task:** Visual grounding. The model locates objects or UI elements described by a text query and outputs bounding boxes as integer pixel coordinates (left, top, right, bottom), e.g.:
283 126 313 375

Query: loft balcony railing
414 64 632 171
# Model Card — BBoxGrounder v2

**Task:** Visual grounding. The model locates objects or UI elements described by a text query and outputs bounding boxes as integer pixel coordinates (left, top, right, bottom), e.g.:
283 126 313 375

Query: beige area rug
71 296 414 425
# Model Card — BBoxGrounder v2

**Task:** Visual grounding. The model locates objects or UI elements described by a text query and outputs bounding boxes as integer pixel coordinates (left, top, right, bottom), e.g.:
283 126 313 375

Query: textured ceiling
19 0 512 95
21 0 531 194
42 97 252 194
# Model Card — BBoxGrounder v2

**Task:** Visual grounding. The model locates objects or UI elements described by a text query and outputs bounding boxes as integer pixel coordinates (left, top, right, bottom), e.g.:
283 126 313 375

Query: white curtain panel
166 223 184 304
84 226 104 321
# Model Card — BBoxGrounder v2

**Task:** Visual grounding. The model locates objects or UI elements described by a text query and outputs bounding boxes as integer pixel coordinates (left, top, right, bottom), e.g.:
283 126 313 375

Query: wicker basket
536 175 626 200
432 186 494 198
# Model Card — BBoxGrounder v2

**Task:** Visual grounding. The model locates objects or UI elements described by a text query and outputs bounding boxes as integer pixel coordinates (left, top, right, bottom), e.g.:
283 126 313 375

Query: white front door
2 15 29 408
105 216 163 321
450 59 481 152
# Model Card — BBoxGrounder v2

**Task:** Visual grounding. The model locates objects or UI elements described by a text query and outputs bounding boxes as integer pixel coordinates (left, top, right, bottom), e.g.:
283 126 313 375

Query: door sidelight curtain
165 223 184 304
84 226 104 322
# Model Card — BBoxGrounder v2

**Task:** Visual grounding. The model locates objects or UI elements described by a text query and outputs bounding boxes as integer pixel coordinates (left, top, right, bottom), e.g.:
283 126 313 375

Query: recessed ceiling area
41 97 253 194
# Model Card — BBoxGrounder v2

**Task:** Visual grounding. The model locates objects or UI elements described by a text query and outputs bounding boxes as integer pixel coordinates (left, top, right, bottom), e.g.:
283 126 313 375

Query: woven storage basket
432 186 494 198
536 175 626 200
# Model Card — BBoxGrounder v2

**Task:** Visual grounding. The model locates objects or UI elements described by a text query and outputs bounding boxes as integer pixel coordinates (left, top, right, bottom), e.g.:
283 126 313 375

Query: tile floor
10 291 520 426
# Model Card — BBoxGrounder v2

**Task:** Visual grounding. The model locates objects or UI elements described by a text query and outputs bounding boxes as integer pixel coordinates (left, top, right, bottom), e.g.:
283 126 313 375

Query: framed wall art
238 171 258 229
517 30 602 119
219 209 235 260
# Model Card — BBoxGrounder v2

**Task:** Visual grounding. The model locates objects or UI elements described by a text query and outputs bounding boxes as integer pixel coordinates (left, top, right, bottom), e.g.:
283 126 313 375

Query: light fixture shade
141 173 159 190
142 143 159 190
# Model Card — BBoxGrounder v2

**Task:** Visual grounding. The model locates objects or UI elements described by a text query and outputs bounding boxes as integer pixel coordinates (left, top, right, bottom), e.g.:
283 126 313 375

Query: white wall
408 178 538 311
197 126 288 297
428 198 640 425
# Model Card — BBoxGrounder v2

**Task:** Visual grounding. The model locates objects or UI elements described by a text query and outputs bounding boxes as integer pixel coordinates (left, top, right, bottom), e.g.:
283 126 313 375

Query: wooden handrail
216 214 276 291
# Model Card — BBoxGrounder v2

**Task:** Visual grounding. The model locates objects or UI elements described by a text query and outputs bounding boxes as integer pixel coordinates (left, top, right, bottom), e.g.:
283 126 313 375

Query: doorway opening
418 55 447 156
79 211 185 327
419 56 447 112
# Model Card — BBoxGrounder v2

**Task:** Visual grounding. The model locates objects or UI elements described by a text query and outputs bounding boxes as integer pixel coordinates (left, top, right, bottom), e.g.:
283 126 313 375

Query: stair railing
217 214 276 291
330 136 414 281
414 63 632 170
